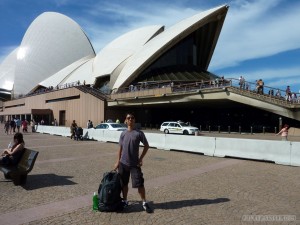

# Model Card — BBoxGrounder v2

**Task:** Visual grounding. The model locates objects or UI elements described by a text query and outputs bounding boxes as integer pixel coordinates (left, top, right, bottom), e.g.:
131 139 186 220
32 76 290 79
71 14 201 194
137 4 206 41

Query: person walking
4 120 9 134
114 113 153 213
9 119 15 134
15 118 21 132
70 120 77 139
30 120 36 132
22 120 28 132
276 124 289 141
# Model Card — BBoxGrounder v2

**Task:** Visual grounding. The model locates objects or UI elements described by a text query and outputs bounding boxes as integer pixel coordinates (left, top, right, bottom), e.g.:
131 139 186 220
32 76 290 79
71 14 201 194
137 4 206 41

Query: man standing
15 117 21 132
54 119 58 126
70 120 77 139
239 76 245 90
114 113 153 213
10 118 16 134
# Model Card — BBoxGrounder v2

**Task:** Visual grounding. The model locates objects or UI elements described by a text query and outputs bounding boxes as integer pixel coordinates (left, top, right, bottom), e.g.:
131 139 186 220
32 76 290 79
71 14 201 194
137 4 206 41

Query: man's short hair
125 112 135 118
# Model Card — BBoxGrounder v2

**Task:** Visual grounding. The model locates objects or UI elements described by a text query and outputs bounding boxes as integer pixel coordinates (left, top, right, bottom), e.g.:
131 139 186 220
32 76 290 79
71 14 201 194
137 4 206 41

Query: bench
0 148 39 185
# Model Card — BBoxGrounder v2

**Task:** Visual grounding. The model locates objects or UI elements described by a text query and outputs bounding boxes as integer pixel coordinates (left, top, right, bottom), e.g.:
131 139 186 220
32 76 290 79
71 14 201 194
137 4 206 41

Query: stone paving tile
0 129 299 225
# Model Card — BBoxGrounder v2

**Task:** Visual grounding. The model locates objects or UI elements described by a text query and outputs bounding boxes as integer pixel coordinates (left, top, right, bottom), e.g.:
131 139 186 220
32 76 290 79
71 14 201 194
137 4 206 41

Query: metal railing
110 78 300 107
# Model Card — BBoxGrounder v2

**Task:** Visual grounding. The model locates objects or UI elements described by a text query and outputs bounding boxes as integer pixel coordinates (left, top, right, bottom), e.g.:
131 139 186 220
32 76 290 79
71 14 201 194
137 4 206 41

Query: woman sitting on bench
0 133 25 165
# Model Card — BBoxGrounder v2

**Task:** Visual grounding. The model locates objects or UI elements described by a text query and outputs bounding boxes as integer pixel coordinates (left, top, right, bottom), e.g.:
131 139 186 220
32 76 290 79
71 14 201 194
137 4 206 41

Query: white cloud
76 0 300 67
228 66 300 80
210 0 300 69
53 0 71 7
76 1 203 52
221 65 300 90
2 0 299 89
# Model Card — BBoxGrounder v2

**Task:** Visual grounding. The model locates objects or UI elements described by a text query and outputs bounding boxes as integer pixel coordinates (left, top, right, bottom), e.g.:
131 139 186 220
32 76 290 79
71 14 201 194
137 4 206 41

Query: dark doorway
59 110 66 126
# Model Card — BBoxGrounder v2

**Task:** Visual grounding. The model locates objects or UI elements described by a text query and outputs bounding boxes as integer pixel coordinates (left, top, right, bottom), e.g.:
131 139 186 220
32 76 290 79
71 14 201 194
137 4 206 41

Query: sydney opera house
0 4 299 130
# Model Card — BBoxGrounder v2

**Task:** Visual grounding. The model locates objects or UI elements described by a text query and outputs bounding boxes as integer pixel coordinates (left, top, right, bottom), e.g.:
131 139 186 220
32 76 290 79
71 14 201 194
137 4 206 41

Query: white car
160 121 199 135
95 123 127 131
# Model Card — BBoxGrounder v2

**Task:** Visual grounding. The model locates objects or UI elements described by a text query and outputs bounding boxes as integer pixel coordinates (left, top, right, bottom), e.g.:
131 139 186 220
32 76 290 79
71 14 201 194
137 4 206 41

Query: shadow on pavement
125 198 230 213
22 173 77 190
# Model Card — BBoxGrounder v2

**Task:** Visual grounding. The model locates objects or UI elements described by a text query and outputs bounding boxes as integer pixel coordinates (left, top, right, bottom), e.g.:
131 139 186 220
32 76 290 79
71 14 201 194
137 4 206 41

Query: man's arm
138 143 149 167
114 146 122 170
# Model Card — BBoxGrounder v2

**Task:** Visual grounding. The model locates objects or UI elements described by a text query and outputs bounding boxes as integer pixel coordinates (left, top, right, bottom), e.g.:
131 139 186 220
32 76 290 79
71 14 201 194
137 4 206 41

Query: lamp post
279 117 282 131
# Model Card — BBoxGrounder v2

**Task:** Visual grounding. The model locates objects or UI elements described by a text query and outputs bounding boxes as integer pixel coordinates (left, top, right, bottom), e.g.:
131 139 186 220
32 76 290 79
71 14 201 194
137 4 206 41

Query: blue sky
0 0 300 92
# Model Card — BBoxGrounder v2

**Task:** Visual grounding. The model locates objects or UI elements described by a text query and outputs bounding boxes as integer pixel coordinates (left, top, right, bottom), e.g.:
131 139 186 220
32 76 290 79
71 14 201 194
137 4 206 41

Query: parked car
160 121 199 135
94 123 127 131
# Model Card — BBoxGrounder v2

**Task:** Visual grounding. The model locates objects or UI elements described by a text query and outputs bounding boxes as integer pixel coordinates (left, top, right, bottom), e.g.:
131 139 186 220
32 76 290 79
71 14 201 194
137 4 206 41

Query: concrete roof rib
113 5 228 90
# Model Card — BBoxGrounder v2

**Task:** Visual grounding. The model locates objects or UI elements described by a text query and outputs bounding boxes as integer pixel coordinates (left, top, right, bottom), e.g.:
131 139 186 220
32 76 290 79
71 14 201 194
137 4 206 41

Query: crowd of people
116 76 300 104
237 76 300 103
3 117 36 135
15 80 90 100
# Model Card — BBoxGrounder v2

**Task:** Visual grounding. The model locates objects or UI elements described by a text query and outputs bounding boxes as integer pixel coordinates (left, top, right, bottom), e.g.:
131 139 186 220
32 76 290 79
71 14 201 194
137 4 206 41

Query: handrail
76 85 110 101
110 78 300 107
11 81 83 100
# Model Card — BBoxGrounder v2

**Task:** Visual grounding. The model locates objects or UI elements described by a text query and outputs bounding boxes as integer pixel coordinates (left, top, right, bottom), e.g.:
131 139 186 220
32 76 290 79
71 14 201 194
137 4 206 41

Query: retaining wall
36 125 299 167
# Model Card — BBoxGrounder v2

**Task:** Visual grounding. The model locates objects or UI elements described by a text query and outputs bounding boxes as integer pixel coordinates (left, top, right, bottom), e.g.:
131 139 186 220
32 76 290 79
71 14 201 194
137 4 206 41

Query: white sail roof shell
39 55 94 88
0 5 228 97
13 12 95 95
92 25 163 79
63 57 95 85
38 25 163 89
113 5 228 89
0 48 18 91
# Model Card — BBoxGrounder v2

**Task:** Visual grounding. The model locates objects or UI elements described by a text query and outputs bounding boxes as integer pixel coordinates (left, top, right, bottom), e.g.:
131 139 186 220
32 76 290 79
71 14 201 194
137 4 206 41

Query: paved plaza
0 129 299 225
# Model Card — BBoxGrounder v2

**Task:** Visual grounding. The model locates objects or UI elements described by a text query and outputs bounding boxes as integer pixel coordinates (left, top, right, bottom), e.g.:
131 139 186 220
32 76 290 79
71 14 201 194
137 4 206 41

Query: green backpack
97 170 124 212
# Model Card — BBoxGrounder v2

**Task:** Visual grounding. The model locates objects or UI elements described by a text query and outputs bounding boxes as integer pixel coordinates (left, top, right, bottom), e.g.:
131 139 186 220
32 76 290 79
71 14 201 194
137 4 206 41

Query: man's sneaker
142 202 153 213
122 200 129 208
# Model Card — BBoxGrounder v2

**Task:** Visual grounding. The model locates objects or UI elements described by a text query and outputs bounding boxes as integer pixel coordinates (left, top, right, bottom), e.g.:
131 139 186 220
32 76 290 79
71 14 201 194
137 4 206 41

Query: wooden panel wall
0 87 105 127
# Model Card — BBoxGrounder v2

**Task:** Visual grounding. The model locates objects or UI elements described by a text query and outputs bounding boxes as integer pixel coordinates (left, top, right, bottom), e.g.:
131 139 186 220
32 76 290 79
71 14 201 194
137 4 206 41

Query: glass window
99 124 106 129
111 124 123 128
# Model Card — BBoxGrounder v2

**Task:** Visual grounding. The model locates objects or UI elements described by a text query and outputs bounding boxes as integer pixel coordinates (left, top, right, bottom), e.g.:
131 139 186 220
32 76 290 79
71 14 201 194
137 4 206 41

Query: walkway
0 130 299 224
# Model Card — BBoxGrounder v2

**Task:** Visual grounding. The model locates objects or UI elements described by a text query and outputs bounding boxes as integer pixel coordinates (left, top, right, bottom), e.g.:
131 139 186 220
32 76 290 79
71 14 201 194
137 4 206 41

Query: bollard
274 127 277 134
250 126 253 135
209 126 211 133
218 126 220 133
195 131 199 136
228 126 230 134
263 126 265 134
239 126 241 134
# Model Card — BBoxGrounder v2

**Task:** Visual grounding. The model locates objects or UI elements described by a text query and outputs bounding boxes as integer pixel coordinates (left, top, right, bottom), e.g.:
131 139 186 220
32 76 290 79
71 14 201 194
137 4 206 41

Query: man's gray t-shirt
119 129 149 167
